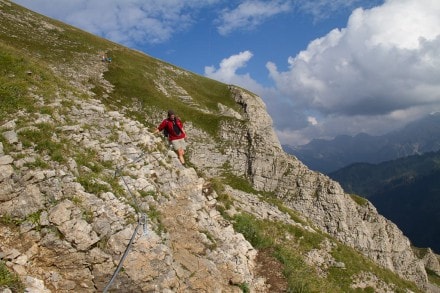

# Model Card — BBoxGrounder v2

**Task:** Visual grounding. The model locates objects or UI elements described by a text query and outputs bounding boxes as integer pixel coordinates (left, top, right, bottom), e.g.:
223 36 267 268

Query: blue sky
11 0 440 146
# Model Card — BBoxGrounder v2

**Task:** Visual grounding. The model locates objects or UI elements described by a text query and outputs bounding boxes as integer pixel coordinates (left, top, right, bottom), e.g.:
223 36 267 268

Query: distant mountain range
329 150 440 253
283 112 440 173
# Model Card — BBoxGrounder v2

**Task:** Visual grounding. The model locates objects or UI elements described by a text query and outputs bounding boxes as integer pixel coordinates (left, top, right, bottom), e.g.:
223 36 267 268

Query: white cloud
204 51 265 91
296 0 378 21
12 0 221 46
216 0 292 35
268 0 440 145
307 116 318 126
205 51 253 80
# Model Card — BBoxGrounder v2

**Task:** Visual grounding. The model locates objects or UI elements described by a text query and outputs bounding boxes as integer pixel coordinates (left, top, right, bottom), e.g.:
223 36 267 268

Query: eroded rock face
0 95 263 292
423 249 440 276
189 86 431 290
0 39 261 290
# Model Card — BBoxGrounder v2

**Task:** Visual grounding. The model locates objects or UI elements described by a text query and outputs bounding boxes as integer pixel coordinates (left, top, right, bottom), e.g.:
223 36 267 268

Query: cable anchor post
140 213 148 236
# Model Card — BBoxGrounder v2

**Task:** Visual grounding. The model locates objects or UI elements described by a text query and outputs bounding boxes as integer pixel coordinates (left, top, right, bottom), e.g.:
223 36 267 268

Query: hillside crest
1 1 439 292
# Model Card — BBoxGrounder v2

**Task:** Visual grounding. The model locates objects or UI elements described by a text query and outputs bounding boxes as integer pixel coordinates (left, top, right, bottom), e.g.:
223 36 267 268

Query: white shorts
171 138 186 151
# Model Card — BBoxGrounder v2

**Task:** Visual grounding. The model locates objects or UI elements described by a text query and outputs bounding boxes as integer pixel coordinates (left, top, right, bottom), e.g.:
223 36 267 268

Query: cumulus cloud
267 0 440 145
12 0 221 46
216 0 292 35
204 51 265 92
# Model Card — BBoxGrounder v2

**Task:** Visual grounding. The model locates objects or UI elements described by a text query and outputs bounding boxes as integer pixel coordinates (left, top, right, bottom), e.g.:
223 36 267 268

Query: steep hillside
329 151 440 253
1 1 439 292
284 113 440 173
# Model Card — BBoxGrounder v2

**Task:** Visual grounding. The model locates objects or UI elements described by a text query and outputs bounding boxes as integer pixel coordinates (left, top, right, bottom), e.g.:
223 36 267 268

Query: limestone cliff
189 86 434 291
0 102 259 292
1 1 440 292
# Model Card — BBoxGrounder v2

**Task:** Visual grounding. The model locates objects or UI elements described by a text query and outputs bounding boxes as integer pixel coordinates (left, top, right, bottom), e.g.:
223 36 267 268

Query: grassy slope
0 1 238 137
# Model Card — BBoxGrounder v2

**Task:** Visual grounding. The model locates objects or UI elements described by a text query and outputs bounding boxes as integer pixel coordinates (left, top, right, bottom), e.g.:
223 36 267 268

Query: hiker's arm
153 120 166 134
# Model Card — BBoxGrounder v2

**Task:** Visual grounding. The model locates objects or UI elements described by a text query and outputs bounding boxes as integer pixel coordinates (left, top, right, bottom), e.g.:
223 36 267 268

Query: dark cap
167 109 175 117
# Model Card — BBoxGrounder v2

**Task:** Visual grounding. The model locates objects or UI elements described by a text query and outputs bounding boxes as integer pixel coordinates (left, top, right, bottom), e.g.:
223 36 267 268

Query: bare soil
255 248 289 292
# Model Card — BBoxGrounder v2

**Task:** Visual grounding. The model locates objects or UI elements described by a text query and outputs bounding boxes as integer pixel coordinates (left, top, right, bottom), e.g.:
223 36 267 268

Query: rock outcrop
0 95 262 292
211 28 440 293
189 86 433 290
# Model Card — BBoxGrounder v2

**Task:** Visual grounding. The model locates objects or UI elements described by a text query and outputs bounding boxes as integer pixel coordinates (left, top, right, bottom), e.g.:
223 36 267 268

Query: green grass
0 2 110 62
232 212 421 293
329 244 421 292
349 194 369 206
0 214 22 227
77 175 111 195
24 157 50 169
232 212 332 292
75 149 103 173
0 49 37 121
139 190 158 199
147 205 166 235
17 123 67 162
0 260 23 292
427 268 440 287
99 47 242 139
222 172 256 194
0 136 13 155
73 148 128 196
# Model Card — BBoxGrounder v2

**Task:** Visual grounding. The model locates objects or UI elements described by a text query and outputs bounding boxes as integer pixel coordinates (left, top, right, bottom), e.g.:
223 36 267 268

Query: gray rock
2 130 18 144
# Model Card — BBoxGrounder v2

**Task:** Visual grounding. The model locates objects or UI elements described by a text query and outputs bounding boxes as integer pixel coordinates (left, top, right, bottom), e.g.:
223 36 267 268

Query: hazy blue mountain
329 151 440 253
284 112 440 173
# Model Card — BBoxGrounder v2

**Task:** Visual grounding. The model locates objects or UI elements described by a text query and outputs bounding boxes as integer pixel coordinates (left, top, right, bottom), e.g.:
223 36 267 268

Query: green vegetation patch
427 268 440 287
232 211 421 292
0 49 36 121
73 148 127 196
17 123 66 163
329 244 421 292
0 2 109 62
349 194 369 206
0 260 23 292
232 212 334 292
101 48 238 138
222 172 256 194
0 43 67 125
24 156 50 169
147 205 165 235
77 175 110 195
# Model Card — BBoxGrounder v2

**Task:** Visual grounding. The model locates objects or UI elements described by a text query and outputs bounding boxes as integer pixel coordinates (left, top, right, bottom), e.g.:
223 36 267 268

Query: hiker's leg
177 148 185 164
171 138 186 164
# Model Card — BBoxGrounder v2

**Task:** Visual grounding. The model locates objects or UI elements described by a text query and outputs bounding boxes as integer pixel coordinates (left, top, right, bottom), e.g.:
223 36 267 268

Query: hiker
154 110 186 164
101 53 112 62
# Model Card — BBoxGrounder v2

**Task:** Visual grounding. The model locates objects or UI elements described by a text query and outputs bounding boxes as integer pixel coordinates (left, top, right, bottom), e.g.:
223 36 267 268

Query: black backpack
162 118 181 137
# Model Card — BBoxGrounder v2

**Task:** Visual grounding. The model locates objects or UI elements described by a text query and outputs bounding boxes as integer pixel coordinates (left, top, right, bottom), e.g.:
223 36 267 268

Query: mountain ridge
329 150 440 253
284 112 440 173
1 1 439 292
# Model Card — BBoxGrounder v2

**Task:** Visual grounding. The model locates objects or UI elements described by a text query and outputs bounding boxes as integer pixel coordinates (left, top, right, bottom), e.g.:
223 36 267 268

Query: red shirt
158 118 186 141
